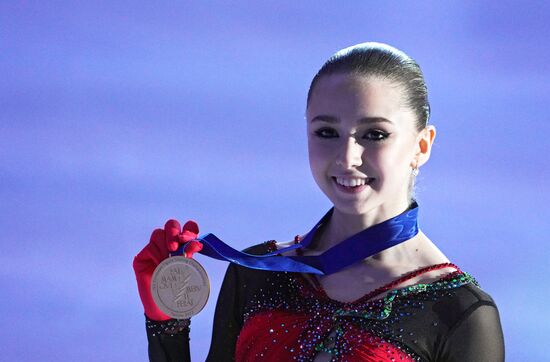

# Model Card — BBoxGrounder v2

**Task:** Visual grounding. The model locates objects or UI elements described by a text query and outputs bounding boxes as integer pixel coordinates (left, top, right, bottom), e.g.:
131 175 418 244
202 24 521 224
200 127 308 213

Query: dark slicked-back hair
307 42 430 131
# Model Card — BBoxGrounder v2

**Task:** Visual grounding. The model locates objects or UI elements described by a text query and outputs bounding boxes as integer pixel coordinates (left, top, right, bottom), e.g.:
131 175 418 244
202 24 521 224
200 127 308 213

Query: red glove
133 219 203 321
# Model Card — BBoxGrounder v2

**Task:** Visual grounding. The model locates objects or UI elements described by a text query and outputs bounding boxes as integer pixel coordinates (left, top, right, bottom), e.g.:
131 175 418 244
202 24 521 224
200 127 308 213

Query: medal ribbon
175 202 419 275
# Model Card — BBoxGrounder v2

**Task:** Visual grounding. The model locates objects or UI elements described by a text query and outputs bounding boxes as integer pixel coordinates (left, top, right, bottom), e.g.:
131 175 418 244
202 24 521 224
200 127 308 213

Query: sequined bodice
235 262 478 362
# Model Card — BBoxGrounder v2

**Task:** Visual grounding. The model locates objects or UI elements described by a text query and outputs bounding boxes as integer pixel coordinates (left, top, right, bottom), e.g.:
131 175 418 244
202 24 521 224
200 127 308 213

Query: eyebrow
310 115 394 125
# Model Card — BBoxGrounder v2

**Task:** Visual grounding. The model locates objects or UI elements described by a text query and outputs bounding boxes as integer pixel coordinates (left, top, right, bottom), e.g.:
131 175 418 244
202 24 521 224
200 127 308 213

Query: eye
363 130 390 142
314 127 338 138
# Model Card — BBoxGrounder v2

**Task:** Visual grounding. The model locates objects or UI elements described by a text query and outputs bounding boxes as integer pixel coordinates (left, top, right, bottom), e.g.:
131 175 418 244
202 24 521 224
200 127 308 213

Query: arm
206 263 243 362
437 301 505 362
145 317 191 362
133 219 202 362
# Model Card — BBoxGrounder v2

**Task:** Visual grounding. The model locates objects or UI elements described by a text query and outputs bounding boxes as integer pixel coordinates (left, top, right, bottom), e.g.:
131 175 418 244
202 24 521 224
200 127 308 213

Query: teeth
335 177 369 187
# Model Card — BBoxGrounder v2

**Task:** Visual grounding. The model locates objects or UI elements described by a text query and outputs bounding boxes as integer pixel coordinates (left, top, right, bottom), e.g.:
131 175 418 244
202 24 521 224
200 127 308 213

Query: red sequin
239 241 471 360
235 309 414 361
235 263 460 361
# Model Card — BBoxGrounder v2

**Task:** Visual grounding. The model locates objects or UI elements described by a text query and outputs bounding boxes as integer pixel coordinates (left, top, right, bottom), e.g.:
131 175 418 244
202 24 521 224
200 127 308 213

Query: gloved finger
164 219 182 252
148 228 167 265
184 240 203 258
180 220 199 243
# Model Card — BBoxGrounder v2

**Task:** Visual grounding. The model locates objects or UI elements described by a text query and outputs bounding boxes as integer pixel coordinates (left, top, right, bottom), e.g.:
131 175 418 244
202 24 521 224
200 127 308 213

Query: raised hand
133 219 203 320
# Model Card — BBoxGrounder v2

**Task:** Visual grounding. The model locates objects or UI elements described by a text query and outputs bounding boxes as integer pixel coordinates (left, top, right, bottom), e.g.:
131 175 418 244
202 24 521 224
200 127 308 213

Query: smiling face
307 73 423 219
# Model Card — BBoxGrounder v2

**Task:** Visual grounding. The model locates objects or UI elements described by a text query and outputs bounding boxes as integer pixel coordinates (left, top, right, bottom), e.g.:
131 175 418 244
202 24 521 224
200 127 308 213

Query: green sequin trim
333 271 479 321
314 325 345 356
314 271 479 357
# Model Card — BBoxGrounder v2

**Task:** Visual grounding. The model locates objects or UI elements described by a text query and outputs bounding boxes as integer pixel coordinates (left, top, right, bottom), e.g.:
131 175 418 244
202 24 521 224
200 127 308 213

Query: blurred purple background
1 1 548 361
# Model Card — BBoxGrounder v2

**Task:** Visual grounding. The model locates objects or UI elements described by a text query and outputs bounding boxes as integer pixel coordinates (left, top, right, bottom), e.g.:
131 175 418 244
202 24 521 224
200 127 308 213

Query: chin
325 194 375 215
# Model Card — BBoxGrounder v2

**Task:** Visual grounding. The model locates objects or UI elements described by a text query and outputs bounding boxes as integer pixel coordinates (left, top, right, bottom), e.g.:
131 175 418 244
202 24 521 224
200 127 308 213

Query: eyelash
314 128 390 142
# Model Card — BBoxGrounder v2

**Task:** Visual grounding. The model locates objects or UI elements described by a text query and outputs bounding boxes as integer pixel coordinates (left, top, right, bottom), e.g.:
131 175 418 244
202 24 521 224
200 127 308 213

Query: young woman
134 42 505 361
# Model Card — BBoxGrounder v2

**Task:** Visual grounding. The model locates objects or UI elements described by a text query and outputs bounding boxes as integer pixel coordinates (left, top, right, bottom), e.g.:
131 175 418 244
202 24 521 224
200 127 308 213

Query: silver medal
151 256 210 319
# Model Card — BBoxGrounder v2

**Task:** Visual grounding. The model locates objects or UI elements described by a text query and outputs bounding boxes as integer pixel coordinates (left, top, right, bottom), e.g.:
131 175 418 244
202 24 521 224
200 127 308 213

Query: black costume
146 242 504 361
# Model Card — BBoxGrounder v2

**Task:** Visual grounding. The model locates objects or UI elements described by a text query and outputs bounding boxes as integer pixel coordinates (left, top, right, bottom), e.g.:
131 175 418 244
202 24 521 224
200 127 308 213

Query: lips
333 176 374 187
332 176 374 194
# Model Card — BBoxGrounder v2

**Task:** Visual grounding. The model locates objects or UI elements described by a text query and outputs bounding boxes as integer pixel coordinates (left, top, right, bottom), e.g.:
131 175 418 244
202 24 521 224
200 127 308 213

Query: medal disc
151 256 210 319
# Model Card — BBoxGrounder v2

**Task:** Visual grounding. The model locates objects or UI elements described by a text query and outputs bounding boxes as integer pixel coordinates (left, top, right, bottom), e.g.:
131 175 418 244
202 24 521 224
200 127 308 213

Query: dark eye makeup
313 127 390 142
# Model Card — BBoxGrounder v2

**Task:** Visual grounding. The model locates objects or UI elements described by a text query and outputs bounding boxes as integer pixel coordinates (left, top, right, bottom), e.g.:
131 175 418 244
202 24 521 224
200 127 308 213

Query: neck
316 200 413 252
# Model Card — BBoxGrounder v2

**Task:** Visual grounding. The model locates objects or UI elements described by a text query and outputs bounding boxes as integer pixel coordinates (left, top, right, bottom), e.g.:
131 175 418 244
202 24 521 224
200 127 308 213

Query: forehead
307 74 411 123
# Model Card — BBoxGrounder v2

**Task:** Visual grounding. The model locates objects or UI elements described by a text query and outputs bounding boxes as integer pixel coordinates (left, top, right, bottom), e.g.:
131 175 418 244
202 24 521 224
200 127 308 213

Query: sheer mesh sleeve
145 316 191 362
206 263 243 361
206 243 271 361
437 301 505 362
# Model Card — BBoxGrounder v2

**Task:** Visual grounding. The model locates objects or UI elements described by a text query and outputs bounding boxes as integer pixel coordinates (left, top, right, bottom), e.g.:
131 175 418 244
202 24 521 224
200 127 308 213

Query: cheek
377 143 415 180
307 143 332 182
369 142 411 172
308 142 329 165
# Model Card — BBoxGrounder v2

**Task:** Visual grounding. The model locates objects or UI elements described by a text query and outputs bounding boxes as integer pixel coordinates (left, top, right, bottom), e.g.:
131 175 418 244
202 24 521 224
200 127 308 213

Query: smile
332 176 374 194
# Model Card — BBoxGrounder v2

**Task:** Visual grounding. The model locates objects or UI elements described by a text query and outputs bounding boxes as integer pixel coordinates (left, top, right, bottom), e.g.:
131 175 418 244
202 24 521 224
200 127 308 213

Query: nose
335 136 363 168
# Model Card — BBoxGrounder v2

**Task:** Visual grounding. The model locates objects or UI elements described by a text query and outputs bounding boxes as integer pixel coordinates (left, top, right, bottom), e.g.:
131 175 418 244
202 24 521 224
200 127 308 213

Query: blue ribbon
174 202 419 276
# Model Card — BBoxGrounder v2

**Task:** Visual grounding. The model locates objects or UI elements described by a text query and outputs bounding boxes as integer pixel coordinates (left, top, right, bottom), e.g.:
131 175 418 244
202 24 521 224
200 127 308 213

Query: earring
411 166 419 177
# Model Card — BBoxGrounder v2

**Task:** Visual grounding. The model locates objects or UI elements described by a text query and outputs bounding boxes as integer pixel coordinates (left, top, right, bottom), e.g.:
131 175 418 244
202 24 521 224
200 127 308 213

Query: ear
411 125 436 168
